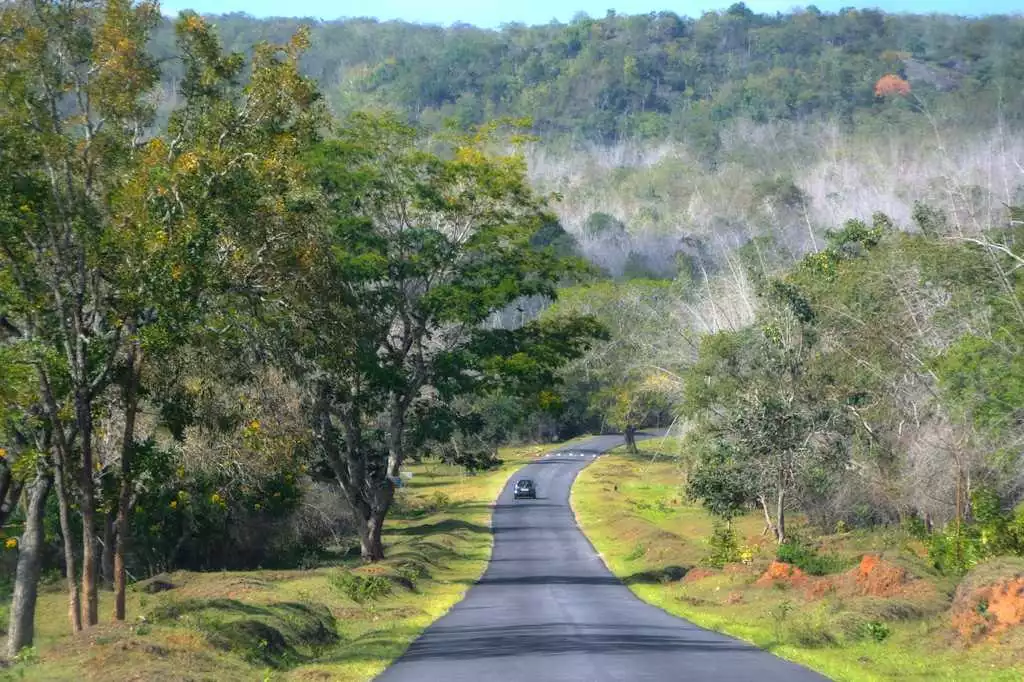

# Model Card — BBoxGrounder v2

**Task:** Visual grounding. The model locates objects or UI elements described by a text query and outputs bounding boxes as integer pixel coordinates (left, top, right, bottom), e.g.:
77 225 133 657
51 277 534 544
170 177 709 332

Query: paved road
376 434 827 682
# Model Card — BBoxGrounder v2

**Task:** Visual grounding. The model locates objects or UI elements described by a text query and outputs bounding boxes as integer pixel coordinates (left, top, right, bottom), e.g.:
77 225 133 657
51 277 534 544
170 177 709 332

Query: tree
683 282 850 543
293 114 602 560
100 12 325 621
0 0 324 637
873 73 910 98
0 0 164 628
542 279 683 442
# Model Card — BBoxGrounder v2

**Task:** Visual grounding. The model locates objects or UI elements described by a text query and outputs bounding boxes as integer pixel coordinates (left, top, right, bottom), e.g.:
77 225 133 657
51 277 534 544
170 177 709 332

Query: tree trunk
624 425 638 455
361 509 387 562
114 339 141 621
76 393 99 626
52 449 82 633
758 495 776 539
776 487 786 545
100 513 114 590
37 372 82 633
6 467 52 657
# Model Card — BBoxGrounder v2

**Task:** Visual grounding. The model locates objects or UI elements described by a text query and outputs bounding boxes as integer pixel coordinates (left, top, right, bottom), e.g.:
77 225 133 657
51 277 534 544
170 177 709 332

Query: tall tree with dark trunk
295 115 603 560
0 0 162 628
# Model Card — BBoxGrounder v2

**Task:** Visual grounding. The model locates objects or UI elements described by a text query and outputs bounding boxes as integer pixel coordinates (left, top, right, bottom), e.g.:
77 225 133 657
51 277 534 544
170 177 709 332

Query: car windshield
517 481 532 488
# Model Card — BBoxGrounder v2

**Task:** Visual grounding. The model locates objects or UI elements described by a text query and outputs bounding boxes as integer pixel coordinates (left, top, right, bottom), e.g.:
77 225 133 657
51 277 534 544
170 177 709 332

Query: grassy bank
572 440 1024 682
4 444 554 681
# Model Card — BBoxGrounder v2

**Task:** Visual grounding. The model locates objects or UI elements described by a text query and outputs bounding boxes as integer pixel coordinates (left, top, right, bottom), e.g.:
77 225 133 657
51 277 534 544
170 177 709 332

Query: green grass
572 442 1024 682
6 443 562 682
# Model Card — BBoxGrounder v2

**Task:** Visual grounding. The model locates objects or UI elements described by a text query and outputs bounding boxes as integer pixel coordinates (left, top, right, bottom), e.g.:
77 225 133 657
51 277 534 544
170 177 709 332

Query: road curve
376 434 827 682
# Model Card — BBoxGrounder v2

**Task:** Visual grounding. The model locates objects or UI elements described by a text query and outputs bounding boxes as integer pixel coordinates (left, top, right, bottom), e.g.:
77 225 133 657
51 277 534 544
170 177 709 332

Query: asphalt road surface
376 433 827 682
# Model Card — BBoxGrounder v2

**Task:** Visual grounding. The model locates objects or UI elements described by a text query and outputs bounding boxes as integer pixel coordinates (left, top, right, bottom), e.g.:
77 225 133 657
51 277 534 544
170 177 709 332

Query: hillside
146 8 1024 278
152 6 1024 144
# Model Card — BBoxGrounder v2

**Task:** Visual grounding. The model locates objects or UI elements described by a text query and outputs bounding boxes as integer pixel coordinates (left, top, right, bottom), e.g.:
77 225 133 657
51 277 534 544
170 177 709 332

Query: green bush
776 536 846 576
428 491 451 511
926 488 1024 575
327 570 393 603
703 521 740 568
863 620 891 642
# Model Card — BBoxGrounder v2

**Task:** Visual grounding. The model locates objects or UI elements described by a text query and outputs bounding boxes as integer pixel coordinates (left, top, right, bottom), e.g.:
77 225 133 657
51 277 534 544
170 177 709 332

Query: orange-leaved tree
874 74 911 98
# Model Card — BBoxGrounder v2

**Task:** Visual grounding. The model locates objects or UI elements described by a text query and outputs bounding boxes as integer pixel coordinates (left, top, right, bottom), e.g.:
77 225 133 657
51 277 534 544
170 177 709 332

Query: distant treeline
148 5 1024 145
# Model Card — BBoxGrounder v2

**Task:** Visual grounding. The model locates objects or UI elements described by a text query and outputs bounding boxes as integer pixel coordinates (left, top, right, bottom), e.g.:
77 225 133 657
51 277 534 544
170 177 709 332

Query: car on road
513 479 536 499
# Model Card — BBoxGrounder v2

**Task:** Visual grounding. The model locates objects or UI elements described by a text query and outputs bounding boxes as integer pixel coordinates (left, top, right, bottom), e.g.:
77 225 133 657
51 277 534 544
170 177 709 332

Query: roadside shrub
395 560 429 588
863 620 892 642
625 542 646 561
328 570 392 603
428 491 452 512
927 490 1024 575
703 521 740 568
776 536 845 575
768 600 793 643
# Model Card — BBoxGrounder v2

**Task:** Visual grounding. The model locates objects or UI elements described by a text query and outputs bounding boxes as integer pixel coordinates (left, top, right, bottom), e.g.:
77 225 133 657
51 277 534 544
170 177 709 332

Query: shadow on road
398 622 753 661
474 574 623 586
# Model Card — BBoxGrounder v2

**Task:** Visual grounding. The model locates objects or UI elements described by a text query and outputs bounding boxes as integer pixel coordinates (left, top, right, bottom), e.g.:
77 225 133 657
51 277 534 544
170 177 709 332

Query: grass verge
4 443 559 681
571 440 1024 682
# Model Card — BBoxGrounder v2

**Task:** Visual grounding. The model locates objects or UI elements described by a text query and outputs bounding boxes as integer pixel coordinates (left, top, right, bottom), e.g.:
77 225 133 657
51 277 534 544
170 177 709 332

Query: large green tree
292 114 602 560
683 281 851 543
1 0 324 645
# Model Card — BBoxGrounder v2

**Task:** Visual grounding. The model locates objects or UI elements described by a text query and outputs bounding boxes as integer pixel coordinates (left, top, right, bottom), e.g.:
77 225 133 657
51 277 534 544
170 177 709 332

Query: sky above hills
159 0 1022 25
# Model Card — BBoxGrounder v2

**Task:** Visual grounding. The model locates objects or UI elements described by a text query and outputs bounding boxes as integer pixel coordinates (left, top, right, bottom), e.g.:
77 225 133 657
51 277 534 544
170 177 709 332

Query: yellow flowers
177 152 200 173
210 492 226 509
169 500 177 510
249 419 261 431
5 538 17 550
183 14 206 32
0 448 6 459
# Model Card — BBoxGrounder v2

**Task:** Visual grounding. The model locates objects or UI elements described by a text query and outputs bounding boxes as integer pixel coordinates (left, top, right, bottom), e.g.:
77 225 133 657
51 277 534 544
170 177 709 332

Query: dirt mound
851 555 910 597
952 576 1024 643
756 561 808 587
799 554 932 601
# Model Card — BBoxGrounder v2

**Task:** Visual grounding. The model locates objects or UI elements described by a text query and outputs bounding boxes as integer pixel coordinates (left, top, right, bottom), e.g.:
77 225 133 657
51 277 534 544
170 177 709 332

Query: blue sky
158 0 1022 25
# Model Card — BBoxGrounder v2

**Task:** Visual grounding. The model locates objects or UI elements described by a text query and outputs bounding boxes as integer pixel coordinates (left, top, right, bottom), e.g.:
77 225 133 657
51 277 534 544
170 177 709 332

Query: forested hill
152 6 1024 143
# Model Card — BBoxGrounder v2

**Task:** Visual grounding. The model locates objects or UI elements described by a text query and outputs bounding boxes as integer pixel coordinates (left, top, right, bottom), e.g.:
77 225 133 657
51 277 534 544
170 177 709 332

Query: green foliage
927 489 1024 575
775 536 846 576
703 521 740 568
327 570 393 604
625 542 646 561
862 620 892 643
768 600 794 643
584 212 628 237
160 10 1024 145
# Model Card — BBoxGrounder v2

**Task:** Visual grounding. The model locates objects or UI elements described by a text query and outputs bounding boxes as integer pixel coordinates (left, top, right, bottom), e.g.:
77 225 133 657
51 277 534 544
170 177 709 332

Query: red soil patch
800 554 932 601
952 577 1024 643
684 568 716 583
851 554 909 597
756 561 808 587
